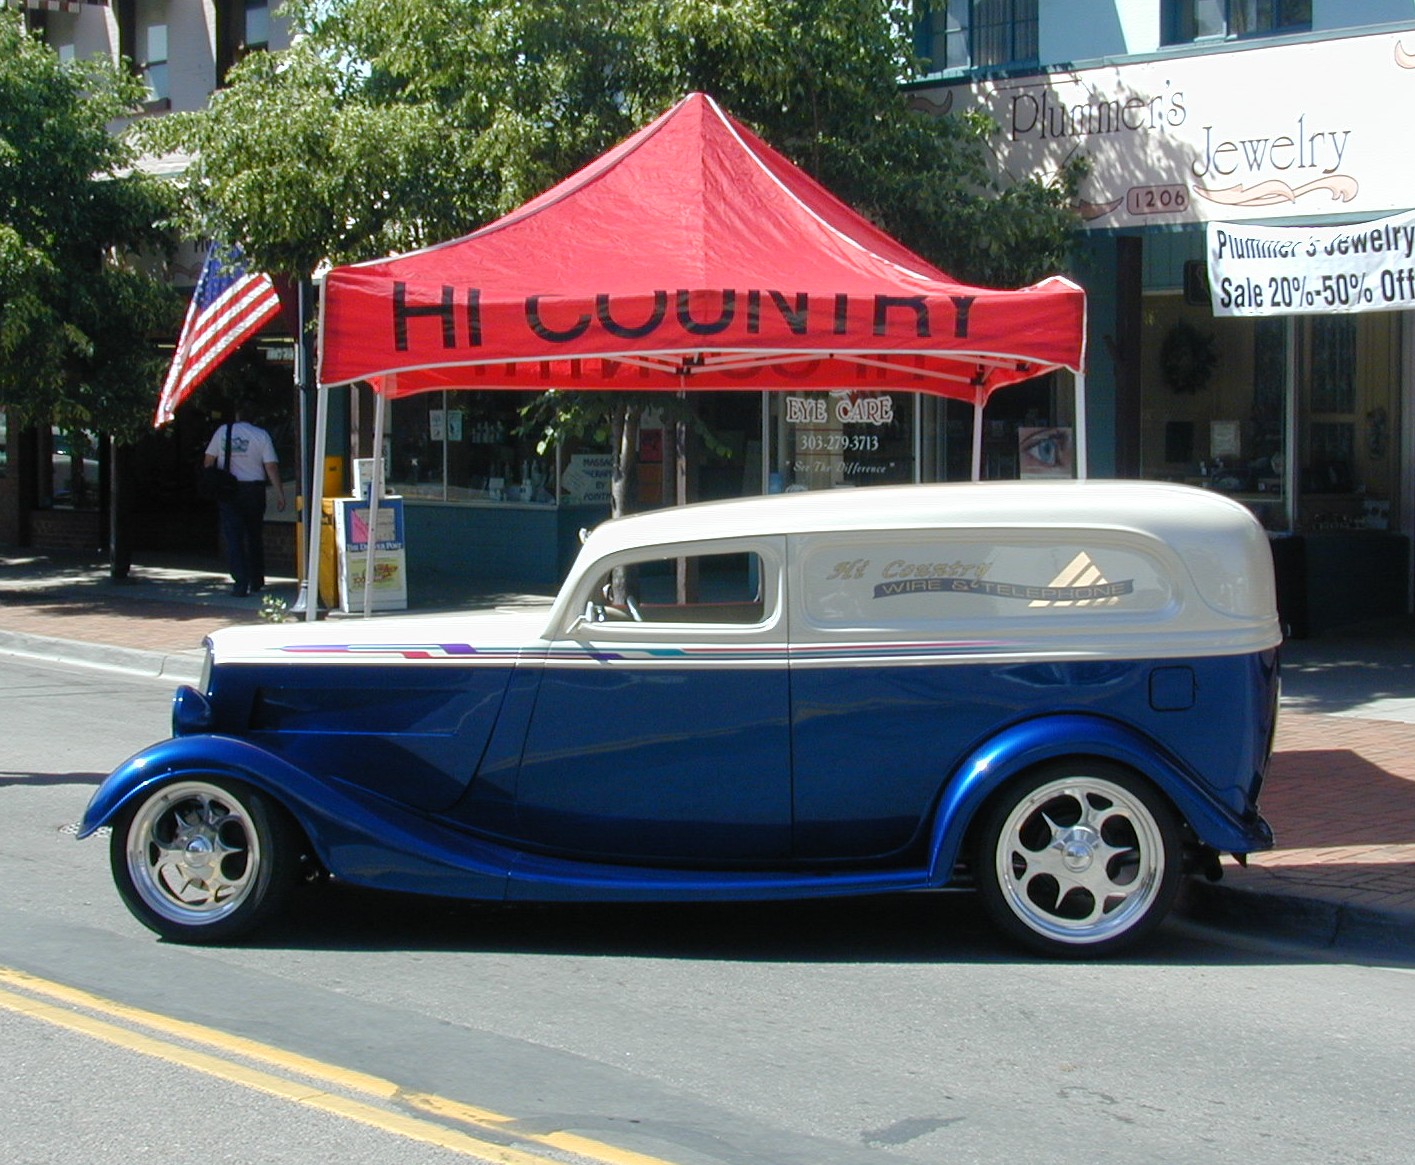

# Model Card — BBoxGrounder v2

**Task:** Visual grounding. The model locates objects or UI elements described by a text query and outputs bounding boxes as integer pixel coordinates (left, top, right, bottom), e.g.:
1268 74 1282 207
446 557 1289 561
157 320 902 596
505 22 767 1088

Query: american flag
154 242 282 427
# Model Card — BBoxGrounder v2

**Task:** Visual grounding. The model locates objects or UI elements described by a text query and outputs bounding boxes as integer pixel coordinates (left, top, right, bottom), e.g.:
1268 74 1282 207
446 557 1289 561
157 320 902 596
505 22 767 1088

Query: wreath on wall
1159 320 1218 394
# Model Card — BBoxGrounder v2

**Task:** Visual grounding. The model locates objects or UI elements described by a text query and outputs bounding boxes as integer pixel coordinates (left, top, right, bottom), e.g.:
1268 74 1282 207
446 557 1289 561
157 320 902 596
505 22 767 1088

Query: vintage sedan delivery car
82 481 1281 955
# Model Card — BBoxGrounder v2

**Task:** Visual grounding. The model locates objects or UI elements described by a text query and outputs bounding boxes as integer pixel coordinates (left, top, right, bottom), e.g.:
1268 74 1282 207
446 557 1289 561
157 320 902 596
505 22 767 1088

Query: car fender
80 735 513 899
925 712 1273 884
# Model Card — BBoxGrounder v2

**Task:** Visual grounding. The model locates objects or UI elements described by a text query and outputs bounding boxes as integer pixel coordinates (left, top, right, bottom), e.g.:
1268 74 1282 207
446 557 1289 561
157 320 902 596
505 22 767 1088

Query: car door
514 538 792 863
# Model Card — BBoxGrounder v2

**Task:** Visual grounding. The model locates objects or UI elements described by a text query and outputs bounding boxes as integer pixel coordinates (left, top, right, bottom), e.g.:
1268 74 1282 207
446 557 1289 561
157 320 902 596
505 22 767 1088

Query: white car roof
575 480 1265 559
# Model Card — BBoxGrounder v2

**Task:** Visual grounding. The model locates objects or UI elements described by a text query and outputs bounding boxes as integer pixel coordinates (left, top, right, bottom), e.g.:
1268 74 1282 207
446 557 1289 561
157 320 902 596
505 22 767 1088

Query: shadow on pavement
1280 616 1415 718
224 881 1356 968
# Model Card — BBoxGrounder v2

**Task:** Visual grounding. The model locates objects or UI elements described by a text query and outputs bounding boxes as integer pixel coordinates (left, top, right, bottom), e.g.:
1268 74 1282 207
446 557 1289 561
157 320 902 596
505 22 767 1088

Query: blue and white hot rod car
82 481 1281 956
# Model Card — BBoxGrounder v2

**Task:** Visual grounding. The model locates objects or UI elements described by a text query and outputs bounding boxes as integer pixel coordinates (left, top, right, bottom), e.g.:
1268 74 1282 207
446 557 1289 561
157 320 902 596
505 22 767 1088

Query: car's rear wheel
110 777 300 944
974 762 1183 957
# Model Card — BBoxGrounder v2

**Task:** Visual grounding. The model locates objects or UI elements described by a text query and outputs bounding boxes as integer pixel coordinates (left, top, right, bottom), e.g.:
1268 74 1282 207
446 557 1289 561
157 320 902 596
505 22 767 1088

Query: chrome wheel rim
994 775 1166 946
124 781 261 927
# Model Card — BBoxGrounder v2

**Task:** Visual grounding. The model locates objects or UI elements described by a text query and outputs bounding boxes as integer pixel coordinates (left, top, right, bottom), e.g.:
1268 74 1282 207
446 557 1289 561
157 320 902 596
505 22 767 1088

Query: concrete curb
1179 877 1415 961
0 629 204 684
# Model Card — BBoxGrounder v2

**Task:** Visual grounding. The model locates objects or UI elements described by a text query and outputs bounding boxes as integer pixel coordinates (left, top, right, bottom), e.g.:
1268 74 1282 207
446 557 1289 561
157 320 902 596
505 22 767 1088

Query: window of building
243 0 270 52
216 0 271 84
1162 0 1311 45
767 391 917 492
1139 292 1399 537
380 390 558 505
919 0 1038 72
51 427 100 510
139 14 168 104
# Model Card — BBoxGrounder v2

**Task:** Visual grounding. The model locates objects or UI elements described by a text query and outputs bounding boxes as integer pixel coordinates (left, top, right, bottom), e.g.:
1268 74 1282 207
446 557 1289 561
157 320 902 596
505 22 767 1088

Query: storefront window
767 391 916 492
915 377 1069 484
1299 314 1398 531
1143 300 1289 530
383 390 557 504
1141 298 1399 535
51 427 99 511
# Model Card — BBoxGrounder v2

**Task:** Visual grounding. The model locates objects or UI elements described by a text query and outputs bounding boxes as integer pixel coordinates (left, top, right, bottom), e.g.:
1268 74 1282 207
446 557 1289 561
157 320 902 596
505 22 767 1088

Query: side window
584 551 768 626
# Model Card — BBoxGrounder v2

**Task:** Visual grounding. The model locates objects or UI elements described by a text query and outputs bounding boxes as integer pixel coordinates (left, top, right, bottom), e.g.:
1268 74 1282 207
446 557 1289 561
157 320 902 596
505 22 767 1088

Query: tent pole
971 392 984 482
760 392 769 494
303 384 330 622
1074 370 1089 480
361 386 389 617
289 277 316 615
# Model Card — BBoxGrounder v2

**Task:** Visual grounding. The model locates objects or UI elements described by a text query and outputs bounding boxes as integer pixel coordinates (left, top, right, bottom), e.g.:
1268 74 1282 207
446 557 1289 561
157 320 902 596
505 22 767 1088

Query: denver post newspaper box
333 495 409 612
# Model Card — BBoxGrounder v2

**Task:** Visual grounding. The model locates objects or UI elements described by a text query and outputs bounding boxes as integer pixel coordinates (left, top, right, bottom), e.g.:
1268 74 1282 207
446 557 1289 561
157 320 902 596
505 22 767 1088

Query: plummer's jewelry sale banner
1206 209 1415 317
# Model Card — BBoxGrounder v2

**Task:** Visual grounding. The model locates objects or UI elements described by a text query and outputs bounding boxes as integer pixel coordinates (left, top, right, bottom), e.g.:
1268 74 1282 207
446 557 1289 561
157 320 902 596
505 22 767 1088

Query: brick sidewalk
1203 712 1415 936
0 589 242 654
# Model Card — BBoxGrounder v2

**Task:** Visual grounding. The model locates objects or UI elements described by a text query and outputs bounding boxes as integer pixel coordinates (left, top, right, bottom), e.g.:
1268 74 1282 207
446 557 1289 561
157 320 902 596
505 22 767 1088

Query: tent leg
971 396 984 482
303 386 330 622
361 388 389 617
289 278 317 616
1074 370 1088 480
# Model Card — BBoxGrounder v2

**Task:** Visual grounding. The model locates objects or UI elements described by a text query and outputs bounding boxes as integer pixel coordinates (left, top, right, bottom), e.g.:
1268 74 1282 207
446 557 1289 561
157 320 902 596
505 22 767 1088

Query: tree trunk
108 441 131 579
608 401 641 521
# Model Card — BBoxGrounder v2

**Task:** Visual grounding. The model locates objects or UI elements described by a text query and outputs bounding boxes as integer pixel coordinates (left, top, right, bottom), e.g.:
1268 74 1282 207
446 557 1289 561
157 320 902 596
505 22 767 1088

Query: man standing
204 402 286 596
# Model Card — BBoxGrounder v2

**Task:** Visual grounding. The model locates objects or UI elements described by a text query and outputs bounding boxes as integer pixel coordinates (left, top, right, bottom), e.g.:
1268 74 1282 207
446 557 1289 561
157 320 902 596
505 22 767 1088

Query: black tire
973 761 1184 957
109 776 301 944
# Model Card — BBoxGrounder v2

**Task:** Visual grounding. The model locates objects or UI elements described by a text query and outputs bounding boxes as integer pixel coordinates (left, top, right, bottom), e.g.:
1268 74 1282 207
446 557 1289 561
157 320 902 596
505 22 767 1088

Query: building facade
910 0 1415 631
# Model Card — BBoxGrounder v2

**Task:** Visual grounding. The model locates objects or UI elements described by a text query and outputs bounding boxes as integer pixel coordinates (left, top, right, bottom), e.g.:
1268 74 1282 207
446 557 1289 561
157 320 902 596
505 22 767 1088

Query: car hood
206 606 555 667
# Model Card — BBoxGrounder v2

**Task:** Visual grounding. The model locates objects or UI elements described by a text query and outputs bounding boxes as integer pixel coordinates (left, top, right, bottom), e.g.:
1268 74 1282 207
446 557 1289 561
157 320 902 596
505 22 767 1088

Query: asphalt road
2 654 1412 1165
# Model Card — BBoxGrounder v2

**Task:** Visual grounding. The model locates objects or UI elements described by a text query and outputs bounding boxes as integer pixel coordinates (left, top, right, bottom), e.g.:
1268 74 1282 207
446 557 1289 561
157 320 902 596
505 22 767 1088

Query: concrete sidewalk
3 546 1413 958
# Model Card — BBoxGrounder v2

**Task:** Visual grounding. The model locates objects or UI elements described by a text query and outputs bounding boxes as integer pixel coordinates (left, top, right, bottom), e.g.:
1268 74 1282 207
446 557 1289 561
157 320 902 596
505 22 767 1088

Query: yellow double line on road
0 965 676 1165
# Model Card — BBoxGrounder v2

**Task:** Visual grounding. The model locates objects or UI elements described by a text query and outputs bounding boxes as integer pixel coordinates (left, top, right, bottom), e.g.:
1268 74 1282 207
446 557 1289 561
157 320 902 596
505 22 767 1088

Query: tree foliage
0 15 180 439
144 0 1081 285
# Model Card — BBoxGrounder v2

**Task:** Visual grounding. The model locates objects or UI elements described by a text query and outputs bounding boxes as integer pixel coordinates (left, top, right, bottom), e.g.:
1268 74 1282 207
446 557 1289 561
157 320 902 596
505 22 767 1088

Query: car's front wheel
110 777 300 943
974 762 1183 957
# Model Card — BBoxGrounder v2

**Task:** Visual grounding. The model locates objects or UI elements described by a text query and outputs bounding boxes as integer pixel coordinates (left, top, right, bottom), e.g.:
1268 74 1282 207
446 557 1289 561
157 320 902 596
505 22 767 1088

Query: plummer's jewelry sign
914 29 1415 228
1206 209 1415 317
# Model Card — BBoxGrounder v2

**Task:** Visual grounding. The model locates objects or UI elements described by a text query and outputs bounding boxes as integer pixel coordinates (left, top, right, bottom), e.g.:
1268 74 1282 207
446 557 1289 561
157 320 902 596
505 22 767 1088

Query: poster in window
1019 427 1073 478
1210 420 1241 459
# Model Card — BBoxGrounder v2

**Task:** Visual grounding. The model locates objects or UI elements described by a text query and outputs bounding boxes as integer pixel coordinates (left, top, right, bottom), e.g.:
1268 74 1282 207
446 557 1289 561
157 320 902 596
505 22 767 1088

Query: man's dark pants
218 481 268 595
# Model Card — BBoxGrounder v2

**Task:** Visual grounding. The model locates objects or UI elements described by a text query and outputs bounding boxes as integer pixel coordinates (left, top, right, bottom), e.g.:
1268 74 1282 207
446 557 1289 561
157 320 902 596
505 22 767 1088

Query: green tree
142 0 1082 515
0 15 179 441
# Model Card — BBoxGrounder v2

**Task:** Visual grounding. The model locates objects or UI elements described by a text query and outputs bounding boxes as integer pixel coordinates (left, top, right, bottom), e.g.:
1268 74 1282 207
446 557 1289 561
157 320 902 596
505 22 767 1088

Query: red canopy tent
313 92 1087 617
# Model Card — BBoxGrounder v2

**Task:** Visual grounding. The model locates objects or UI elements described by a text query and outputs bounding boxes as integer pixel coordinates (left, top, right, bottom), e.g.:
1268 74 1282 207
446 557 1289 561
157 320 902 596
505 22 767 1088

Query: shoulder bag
198 424 241 502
